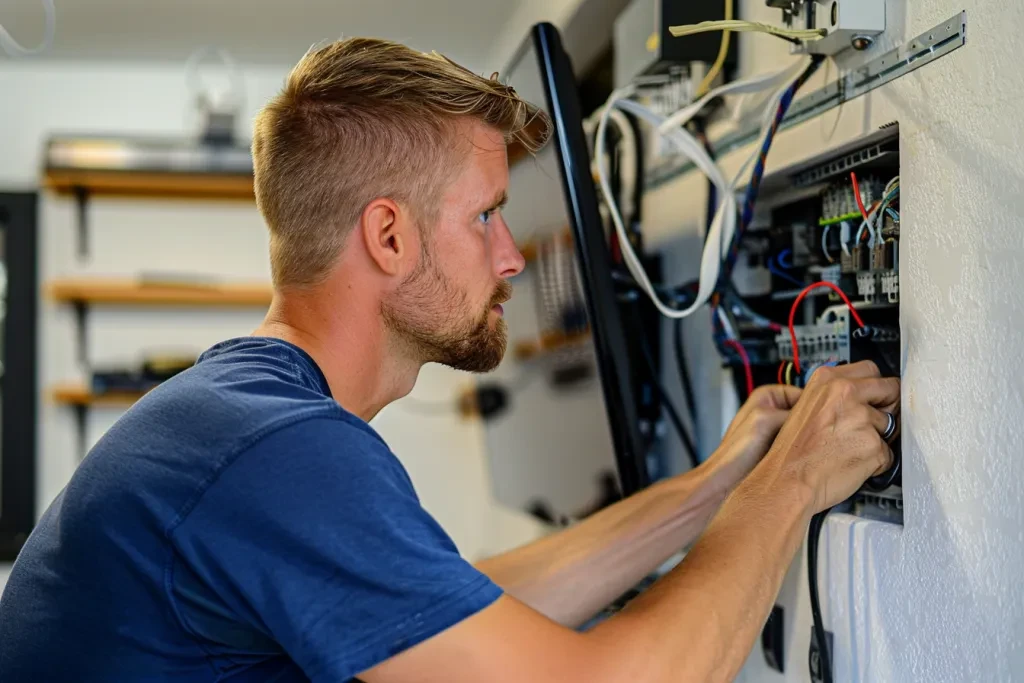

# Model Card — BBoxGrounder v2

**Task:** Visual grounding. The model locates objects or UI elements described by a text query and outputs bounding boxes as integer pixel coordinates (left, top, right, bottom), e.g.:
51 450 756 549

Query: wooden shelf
43 169 254 201
50 383 147 407
46 278 273 307
513 329 591 361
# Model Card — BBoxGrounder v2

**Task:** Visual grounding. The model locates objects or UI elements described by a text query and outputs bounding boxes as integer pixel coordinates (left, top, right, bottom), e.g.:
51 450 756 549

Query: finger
758 384 802 411
864 405 900 442
832 360 883 379
873 444 896 476
853 376 901 407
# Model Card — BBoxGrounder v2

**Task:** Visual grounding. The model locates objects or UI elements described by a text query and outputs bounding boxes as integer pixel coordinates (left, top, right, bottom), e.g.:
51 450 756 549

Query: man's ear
361 198 414 276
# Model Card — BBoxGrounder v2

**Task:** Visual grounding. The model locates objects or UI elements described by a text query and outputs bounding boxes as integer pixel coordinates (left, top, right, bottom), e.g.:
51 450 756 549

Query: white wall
0 56 545 594
635 0 1024 680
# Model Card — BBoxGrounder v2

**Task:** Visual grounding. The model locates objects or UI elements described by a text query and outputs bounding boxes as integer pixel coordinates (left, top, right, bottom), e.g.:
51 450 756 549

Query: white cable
840 221 852 256
821 224 833 263
0 0 55 57
669 20 825 42
605 108 638 225
596 90 736 319
658 59 805 134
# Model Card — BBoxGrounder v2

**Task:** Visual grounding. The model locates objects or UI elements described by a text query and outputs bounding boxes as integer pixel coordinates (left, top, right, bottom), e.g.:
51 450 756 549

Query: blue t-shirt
0 337 502 682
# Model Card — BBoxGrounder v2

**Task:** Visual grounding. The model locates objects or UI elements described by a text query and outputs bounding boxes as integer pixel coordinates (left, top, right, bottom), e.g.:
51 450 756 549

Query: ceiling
1 0 523 69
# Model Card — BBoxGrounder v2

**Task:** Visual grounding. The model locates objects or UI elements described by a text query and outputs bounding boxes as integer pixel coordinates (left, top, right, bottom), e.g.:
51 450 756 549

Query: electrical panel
725 125 903 518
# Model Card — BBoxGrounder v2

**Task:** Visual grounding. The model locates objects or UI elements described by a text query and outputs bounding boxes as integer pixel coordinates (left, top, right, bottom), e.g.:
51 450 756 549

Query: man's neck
253 289 420 423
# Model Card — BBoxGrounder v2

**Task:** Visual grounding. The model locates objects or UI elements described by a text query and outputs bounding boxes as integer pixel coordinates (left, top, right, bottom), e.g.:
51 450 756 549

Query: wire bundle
668 20 825 43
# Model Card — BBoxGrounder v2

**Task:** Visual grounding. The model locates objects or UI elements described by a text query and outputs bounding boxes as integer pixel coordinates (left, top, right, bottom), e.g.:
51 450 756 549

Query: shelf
43 169 254 201
50 383 147 407
46 278 273 307
513 329 591 361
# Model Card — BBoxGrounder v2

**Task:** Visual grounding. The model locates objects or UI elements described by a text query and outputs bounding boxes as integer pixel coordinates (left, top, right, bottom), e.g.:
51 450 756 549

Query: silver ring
882 411 897 442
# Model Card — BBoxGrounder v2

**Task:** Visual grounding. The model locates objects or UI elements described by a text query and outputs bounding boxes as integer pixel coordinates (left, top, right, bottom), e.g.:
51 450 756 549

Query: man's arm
475 385 802 628
361 362 899 683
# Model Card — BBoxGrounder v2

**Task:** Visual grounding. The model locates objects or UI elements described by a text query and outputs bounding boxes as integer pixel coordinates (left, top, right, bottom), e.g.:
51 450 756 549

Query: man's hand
762 360 900 512
704 384 802 488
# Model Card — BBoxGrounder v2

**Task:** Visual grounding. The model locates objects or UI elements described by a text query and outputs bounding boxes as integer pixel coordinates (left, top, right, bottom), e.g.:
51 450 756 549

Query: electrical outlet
809 628 834 683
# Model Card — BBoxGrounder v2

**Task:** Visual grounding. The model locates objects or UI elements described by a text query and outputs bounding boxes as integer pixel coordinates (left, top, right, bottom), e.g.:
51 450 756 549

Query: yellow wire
785 362 794 386
696 0 733 97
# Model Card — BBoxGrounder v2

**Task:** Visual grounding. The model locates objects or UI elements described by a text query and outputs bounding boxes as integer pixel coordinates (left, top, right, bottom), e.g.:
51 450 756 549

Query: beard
381 242 512 373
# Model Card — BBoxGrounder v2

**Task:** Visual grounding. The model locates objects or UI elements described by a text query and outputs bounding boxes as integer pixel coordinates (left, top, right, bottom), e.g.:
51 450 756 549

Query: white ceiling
2 0 524 69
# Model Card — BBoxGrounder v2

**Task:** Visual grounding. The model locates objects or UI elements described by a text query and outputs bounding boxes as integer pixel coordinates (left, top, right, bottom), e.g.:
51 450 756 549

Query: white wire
596 90 737 319
840 221 852 256
821 224 833 263
0 0 55 57
658 59 805 135
668 20 825 42
604 108 638 224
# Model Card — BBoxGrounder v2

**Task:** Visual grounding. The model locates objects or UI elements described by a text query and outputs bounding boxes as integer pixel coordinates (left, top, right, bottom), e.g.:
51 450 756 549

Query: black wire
808 509 834 683
771 33 802 45
673 318 699 434
637 332 699 470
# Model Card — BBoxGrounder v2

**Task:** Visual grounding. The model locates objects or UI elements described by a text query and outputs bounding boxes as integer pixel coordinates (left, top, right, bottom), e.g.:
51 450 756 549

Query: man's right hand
765 360 901 513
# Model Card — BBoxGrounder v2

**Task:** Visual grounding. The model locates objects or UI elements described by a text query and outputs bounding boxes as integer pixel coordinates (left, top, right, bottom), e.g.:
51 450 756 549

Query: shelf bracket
73 403 88 460
74 186 89 260
72 300 88 368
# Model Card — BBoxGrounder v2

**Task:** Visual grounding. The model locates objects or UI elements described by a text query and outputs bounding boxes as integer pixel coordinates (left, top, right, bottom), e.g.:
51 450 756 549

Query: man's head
253 38 551 373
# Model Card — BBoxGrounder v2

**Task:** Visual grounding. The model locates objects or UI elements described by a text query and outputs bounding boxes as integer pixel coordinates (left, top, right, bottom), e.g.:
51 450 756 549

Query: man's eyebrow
486 191 509 210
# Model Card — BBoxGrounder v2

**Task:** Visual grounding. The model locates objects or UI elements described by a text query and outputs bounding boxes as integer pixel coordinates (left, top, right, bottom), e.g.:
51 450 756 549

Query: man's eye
479 209 493 224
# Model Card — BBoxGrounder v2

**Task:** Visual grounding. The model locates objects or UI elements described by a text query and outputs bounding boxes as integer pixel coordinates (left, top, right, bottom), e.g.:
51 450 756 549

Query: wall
0 57 545 593
637 0 1024 680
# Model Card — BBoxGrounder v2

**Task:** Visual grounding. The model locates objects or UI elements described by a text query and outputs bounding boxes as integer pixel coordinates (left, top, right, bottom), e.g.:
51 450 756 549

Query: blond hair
252 37 552 288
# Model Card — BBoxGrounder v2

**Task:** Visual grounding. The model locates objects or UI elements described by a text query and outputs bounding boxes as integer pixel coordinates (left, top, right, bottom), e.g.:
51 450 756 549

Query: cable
696 0 734 97
723 339 754 398
840 221 852 256
1 0 55 57
808 509 834 683
673 319 699 438
785 362 795 386
885 207 900 224
637 332 699 470
777 362 787 385
768 255 804 287
596 93 737 320
821 224 834 263
668 20 825 42
850 171 871 223
788 282 865 373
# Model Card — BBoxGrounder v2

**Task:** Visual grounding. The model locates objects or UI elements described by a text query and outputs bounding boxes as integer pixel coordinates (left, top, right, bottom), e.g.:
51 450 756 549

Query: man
0 38 899 682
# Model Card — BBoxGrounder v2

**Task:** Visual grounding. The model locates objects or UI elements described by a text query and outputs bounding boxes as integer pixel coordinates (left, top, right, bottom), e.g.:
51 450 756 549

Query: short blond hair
252 37 551 288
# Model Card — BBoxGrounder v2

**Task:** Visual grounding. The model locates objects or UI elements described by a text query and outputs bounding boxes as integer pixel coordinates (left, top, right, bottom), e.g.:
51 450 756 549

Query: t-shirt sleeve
169 417 503 682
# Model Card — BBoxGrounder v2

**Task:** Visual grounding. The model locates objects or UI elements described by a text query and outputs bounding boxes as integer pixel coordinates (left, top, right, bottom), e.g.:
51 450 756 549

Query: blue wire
778 248 794 269
885 208 900 223
768 256 803 286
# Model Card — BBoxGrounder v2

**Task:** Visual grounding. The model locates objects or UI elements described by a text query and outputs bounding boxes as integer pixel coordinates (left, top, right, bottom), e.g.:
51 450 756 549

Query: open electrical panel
724 124 903 523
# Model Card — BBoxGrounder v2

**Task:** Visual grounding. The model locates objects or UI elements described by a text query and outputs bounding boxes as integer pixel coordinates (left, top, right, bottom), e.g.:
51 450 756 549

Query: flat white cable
595 91 736 319
669 20 825 42
604 108 638 225
1 0 55 57
657 59 805 135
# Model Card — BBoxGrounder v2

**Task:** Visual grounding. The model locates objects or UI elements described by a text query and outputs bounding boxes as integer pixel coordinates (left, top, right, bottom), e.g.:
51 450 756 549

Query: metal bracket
647 10 967 189
72 300 88 367
74 186 89 259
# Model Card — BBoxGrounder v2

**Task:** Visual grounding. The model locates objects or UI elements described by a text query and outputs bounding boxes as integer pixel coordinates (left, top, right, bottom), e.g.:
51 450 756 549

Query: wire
777 362 787 385
596 93 737 320
696 0 734 97
808 509 834 683
768 255 804 287
723 339 754 398
850 171 871 224
637 331 699 470
840 221 852 256
1 0 55 57
668 20 826 42
788 281 866 373
673 319 699 442
821 224 834 263
885 208 900 224
785 362 795 386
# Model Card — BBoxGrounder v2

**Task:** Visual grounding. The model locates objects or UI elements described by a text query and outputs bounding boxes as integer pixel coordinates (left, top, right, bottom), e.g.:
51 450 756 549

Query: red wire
788 281 866 374
850 171 871 223
777 362 786 385
724 339 755 398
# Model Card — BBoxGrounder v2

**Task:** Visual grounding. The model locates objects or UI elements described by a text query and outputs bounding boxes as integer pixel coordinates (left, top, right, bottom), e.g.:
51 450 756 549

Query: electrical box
771 0 886 56
614 0 737 87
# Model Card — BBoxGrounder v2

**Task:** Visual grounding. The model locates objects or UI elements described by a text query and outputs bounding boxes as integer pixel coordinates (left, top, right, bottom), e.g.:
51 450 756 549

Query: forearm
475 460 737 628
586 453 814 683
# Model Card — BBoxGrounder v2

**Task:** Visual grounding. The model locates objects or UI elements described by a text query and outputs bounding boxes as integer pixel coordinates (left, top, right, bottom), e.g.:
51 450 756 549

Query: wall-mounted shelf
46 278 273 307
43 169 254 201
514 329 591 361
50 383 147 407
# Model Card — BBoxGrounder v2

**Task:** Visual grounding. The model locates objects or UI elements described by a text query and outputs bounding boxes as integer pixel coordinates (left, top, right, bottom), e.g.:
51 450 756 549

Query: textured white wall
643 0 1024 680
0 57 545 594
